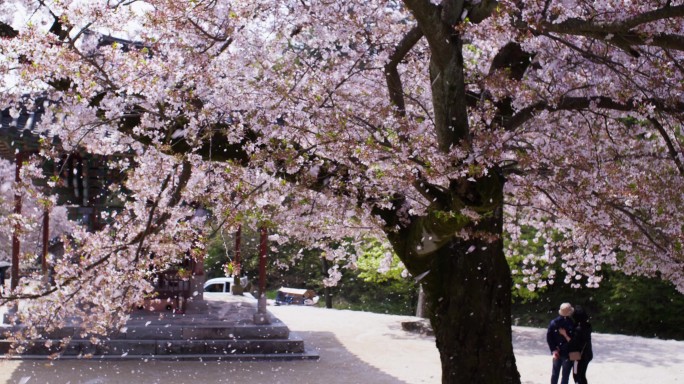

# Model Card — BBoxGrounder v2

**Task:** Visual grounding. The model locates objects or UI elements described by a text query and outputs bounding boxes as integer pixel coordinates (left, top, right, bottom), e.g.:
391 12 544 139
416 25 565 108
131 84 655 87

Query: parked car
0 261 10 292
275 287 319 306
203 276 249 296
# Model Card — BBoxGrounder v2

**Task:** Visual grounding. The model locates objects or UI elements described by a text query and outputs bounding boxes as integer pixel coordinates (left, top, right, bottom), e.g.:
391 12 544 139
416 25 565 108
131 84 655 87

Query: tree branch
543 5 684 35
384 26 423 116
648 116 684 177
505 96 684 131
402 0 452 65
536 5 684 52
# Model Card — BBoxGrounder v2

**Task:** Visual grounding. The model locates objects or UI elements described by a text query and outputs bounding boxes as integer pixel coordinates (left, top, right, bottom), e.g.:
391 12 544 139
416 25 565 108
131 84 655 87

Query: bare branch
536 5 684 52
649 116 684 177
505 96 684 131
384 26 424 116
543 5 684 35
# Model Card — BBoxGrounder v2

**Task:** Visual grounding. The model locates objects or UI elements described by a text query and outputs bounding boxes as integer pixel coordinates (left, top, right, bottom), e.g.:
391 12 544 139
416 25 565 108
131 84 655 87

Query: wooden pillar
10 152 22 291
253 225 270 324
231 224 244 295
416 285 427 318
320 257 333 309
42 208 49 276
258 226 267 297
234 225 242 277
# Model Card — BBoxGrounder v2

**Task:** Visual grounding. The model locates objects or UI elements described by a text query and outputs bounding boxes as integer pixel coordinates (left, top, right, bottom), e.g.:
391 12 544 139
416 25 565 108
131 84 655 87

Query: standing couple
546 302 594 384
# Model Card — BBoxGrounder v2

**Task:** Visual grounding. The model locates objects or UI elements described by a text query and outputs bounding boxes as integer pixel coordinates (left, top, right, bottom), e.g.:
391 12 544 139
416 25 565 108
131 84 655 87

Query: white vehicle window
205 283 224 293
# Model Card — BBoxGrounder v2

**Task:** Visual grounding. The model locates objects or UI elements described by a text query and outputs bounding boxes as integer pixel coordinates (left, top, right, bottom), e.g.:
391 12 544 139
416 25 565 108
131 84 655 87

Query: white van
203 276 249 297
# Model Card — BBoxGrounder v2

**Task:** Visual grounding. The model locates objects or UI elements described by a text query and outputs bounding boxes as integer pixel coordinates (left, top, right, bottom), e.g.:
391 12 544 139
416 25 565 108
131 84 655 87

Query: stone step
9 323 291 341
0 352 318 361
1 298 319 360
0 335 310 358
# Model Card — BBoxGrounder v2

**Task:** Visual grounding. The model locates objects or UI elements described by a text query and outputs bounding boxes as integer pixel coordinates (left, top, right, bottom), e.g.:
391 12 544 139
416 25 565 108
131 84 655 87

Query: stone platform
0 296 319 361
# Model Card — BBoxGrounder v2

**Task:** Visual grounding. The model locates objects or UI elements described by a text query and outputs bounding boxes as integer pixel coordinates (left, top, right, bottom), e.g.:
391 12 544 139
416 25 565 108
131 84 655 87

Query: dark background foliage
511 267 684 340
205 225 684 340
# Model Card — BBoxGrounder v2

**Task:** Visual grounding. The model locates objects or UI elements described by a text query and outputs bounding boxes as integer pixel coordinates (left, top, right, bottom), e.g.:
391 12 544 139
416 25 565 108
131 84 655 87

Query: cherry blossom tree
1 1 683 382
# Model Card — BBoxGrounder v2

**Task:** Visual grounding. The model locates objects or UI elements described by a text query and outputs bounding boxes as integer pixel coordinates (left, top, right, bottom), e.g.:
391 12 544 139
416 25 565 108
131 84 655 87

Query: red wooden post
234 224 241 277
258 226 267 298
10 152 22 291
230 225 245 295
42 208 49 277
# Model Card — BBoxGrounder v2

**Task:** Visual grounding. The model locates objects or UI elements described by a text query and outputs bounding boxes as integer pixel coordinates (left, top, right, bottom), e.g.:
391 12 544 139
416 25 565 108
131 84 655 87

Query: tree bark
385 173 520 384
427 227 518 383
387 2 522 381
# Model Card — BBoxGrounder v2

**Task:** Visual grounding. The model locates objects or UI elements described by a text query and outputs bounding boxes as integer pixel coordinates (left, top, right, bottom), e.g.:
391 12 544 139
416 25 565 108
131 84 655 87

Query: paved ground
1 295 683 383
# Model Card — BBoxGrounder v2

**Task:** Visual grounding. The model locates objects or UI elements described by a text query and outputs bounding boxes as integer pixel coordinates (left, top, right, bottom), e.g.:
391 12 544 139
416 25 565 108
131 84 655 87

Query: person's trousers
551 357 572 384
572 359 591 384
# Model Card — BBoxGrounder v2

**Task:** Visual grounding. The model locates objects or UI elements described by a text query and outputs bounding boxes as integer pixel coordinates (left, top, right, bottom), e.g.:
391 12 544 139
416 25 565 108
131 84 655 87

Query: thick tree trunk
386 173 520 384
426 228 517 383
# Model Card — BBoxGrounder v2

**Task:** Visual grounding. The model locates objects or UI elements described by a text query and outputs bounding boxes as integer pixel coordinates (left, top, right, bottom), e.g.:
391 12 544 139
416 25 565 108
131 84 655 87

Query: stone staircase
0 297 319 360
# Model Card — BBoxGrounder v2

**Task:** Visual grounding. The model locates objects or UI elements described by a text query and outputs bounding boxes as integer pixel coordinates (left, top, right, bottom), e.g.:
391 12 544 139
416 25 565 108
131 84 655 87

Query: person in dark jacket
559 306 593 384
547 302 575 384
